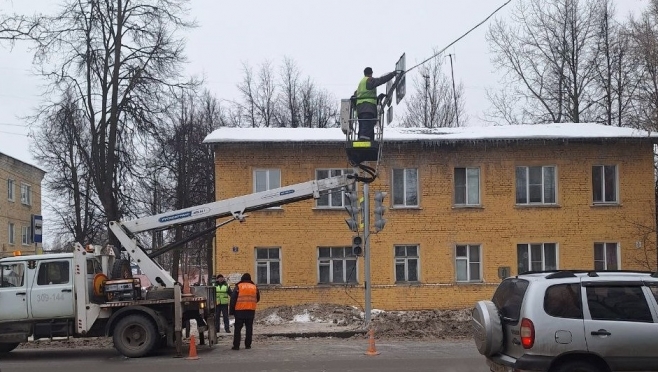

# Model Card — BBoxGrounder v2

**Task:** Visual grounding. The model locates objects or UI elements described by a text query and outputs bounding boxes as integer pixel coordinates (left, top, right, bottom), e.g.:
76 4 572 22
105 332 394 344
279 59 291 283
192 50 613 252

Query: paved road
0 338 489 372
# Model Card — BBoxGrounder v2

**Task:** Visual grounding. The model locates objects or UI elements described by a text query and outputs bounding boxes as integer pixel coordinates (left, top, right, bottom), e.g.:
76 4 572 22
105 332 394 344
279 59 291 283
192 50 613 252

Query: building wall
0 153 45 257
213 140 656 310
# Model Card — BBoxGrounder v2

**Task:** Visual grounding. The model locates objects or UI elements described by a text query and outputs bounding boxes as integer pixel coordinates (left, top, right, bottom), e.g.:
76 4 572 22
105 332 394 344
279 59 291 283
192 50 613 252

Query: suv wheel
552 361 602 372
472 300 503 356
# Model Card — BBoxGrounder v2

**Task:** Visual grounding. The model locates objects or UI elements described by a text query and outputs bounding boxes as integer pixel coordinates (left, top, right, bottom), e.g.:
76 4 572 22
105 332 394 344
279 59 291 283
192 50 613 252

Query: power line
0 129 29 136
404 0 512 75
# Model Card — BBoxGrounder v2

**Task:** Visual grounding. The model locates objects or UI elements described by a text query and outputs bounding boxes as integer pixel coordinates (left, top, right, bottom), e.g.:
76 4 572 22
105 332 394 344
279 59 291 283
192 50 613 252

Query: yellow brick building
203 123 658 311
0 152 46 257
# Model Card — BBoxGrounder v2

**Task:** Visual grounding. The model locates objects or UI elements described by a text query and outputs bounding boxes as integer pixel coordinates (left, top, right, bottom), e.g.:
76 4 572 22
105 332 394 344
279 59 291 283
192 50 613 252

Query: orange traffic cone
364 328 380 356
186 335 199 360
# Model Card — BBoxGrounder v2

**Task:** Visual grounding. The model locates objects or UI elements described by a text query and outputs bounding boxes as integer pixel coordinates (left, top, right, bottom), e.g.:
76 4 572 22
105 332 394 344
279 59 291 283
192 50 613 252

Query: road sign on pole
395 53 406 104
31 214 43 243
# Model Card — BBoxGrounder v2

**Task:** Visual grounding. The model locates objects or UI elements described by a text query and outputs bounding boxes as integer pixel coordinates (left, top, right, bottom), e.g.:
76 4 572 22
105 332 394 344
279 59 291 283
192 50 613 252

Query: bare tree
401 54 466 128
486 0 603 124
277 57 302 127
628 0 658 132
0 0 198 250
32 89 105 246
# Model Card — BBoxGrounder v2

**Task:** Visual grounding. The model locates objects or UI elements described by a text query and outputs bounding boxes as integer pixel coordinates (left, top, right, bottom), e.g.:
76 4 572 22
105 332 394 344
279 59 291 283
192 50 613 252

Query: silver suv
472 270 658 372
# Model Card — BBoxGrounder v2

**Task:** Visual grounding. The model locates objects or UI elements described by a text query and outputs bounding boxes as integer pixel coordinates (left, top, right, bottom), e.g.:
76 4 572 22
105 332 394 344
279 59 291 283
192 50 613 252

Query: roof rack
520 269 654 279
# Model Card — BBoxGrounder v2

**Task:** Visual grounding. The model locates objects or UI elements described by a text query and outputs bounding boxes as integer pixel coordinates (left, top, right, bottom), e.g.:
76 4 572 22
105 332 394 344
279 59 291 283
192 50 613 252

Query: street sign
31 214 43 243
385 80 393 107
395 53 406 104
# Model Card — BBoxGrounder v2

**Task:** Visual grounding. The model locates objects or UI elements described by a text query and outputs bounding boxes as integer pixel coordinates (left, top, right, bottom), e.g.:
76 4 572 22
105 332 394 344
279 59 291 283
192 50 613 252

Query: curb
259 330 367 339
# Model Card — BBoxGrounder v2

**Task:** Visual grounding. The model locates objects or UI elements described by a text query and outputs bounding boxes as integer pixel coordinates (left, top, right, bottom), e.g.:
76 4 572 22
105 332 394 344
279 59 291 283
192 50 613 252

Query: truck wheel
471 300 503 357
111 259 132 279
0 342 19 353
113 314 158 358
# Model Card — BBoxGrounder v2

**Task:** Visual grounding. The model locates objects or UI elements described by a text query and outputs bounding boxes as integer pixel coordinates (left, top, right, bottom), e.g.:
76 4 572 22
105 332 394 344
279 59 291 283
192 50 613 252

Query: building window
517 243 558 273
20 184 32 205
318 247 357 284
395 245 419 282
515 166 556 204
8 223 14 245
7 179 14 201
255 247 280 285
594 242 619 270
456 244 481 282
21 226 31 245
254 169 281 192
454 167 480 205
316 169 353 208
392 168 418 207
592 165 617 203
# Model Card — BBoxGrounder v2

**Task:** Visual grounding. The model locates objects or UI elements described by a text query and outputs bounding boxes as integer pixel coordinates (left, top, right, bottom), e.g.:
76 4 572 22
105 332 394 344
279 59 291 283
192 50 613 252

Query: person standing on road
229 272 260 350
215 274 232 333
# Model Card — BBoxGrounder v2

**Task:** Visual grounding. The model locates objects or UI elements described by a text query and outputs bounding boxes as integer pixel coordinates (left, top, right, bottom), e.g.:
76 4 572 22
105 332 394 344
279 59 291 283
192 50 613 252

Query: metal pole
423 74 429 127
448 54 460 127
363 181 371 326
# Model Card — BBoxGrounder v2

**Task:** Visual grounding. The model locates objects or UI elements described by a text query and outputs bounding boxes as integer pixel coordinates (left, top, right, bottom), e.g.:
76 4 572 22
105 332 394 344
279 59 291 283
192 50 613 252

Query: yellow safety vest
356 77 377 106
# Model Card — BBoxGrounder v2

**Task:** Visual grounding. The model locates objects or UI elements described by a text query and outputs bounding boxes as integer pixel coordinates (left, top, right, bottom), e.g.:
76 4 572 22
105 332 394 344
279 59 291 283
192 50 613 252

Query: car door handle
16 292 26 296
591 329 611 336
61 289 72 293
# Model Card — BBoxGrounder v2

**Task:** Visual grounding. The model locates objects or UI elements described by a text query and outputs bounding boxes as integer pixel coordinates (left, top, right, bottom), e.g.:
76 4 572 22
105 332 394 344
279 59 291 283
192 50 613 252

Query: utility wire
403 0 512 75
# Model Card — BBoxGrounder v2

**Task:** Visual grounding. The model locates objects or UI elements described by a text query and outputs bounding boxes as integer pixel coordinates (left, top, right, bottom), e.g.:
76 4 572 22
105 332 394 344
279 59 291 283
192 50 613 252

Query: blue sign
32 215 43 243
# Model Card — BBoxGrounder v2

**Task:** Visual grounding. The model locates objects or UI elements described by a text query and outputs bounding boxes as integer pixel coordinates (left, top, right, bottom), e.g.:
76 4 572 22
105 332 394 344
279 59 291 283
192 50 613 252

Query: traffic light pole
363 181 372 326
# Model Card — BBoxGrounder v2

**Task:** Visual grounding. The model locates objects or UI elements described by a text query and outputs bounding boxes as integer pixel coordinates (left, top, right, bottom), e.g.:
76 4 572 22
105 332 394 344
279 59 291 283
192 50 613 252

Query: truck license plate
486 359 511 372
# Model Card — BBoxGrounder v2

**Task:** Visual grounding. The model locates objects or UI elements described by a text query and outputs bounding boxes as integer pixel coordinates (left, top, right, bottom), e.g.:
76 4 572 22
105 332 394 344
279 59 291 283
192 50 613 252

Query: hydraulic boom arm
108 174 355 288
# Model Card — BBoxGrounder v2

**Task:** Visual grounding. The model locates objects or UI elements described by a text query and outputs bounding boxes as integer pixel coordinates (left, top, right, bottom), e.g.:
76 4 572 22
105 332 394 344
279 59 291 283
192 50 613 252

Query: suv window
492 278 529 322
585 286 653 323
651 287 658 303
544 283 583 319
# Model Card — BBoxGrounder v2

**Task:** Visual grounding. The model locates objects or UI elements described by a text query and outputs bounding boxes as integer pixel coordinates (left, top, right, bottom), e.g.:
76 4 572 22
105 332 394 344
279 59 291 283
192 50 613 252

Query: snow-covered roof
203 123 658 144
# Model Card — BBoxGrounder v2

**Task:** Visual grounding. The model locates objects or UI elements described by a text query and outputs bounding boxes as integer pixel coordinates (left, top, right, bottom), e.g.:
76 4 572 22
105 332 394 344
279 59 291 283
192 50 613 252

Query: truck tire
472 300 503 357
112 314 158 358
0 342 19 353
111 259 132 280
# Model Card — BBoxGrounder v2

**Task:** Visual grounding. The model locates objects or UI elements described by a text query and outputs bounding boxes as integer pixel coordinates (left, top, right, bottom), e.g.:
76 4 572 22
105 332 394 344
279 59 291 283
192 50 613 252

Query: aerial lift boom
108 174 356 288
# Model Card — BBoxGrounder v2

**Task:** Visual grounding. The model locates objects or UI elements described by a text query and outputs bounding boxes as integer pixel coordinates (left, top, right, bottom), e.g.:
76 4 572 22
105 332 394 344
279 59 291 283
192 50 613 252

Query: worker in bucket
353 67 398 140
215 274 232 333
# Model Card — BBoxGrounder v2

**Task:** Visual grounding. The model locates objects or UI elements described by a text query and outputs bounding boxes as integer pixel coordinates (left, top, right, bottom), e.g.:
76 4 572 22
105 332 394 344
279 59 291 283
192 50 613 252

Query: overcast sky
0 0 649 167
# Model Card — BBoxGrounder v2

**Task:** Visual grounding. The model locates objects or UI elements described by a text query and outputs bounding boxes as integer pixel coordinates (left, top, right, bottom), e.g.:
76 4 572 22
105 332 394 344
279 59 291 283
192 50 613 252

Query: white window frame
8 222 15 245
594 242 620 270
592 165 618 204
454 167 480 206
517 243 559 273
315 168 353 208
455 244 482 282
394 245 419 283
21 226 31 245
515 166 557 205
20 183 31 206
255 247 281 285
318 247 358 284
392 168 419 207
253 169 281 209
7 179 14 202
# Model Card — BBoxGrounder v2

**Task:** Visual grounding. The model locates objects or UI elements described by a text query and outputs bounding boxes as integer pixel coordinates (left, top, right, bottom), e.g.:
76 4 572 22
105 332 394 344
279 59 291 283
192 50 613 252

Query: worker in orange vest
229 273 260 350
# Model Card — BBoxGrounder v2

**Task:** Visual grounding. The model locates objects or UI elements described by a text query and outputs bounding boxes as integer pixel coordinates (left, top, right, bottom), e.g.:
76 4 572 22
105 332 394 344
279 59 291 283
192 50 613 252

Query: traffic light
344 187 361 232
374 191 387 232
352 235 363 256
